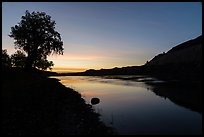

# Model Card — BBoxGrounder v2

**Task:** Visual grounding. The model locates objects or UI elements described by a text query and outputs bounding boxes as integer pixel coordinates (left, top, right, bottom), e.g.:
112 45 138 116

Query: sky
2 2 202 72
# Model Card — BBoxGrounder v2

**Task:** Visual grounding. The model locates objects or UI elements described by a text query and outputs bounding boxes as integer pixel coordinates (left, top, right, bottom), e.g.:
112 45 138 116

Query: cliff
146 35 202 67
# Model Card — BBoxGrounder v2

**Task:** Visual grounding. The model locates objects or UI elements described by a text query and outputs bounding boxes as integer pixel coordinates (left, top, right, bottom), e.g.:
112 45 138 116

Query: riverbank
1 68 114 135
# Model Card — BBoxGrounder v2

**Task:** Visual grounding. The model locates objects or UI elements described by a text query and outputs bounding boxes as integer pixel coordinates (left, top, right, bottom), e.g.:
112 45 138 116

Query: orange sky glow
52 67 87 73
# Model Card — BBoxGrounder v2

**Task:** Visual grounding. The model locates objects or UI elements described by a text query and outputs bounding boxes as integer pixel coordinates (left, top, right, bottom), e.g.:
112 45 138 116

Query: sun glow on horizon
52 67 87 73
47 49 149 72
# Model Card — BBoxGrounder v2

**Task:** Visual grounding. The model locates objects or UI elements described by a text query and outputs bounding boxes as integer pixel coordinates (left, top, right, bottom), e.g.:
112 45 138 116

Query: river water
51 75 202 135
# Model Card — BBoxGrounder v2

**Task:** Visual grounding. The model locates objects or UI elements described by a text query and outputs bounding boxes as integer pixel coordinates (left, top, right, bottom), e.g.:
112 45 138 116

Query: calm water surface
52 76 202 135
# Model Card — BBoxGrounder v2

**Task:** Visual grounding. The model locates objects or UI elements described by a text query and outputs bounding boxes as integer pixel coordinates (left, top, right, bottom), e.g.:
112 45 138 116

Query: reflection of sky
52 76 202 135
2 2 202 72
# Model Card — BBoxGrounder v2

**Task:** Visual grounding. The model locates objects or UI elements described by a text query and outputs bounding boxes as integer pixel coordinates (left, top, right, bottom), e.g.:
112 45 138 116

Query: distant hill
146 35 202 66
144 35 202 81
58 66 144 76
57 35 202 82
83 66 144 76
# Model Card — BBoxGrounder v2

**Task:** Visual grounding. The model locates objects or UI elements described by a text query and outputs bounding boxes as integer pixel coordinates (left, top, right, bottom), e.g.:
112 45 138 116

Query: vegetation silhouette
9 10 64 71
2 49 12 67
11 50 26 68
2 49 54 71
2 10 115 135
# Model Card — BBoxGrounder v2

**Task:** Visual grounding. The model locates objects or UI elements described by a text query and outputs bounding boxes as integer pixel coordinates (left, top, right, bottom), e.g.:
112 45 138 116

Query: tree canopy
9 10 63 70
11 50 26 68
34 59 54 71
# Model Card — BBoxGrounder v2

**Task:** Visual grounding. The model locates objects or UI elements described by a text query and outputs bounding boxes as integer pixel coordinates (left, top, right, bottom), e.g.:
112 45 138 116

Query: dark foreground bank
1 67 114 135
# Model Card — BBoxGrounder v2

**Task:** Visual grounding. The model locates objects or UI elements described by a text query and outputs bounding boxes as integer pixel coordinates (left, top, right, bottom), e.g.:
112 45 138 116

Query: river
51 75 202 135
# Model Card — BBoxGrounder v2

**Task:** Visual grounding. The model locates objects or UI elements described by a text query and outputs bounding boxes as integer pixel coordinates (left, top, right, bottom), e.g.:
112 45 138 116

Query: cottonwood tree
9 10 63 70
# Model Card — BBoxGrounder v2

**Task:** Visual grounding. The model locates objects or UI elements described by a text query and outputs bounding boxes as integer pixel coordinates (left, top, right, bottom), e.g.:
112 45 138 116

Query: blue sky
2 2 202 72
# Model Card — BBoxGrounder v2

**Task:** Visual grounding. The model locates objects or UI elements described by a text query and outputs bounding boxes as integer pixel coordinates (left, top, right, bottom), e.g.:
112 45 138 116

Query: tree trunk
25 50 36 71
25 45 38 71
25 57 33 71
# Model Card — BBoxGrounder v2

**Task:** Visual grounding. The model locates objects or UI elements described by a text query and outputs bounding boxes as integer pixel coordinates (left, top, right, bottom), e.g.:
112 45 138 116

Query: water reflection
150 82 202 113
51 76 202 135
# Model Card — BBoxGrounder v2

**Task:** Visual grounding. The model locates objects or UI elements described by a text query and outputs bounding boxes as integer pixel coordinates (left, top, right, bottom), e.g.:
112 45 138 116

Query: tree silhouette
10 50 54 70
2 49 12 67
11 50 26 68
9 10 63 70
34 59 54 71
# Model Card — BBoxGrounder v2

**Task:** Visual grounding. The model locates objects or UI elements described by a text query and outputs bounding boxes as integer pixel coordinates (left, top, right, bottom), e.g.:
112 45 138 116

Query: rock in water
91 98 100 105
